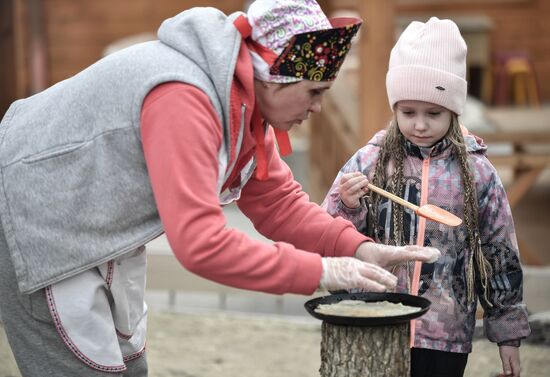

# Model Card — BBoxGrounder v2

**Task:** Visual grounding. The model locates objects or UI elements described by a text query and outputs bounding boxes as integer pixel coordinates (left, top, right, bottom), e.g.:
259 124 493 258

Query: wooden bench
476 106 550 265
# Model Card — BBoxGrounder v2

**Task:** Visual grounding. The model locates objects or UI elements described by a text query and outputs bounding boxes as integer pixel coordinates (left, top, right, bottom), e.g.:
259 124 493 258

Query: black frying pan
304 292 431 327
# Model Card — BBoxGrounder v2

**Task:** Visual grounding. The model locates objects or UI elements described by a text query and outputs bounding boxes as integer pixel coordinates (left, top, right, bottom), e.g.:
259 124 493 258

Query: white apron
45 246 147 373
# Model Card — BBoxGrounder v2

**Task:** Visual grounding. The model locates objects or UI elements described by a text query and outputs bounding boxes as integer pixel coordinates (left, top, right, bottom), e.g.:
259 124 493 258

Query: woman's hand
339 172 369 209
319 257 397 292
497 345 520 377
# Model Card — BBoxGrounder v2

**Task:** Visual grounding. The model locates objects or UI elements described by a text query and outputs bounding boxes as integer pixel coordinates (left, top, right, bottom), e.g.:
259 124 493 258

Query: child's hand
497 345 520 377
339 172 369 209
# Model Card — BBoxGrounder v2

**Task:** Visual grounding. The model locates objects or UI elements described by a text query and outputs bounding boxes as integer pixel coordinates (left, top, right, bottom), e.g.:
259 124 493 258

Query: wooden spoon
365 183 462 227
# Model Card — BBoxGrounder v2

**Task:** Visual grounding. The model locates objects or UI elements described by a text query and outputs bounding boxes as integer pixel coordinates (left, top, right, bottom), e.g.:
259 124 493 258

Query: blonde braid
369 119 406 246
447 117 492 306
390 137 405 247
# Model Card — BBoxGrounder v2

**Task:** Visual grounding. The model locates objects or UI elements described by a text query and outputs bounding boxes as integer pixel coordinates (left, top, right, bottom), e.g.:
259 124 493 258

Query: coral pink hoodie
140 44 369 296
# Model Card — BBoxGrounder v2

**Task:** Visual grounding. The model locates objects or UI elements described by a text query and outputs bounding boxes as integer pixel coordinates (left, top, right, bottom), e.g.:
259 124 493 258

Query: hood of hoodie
157 7 244 113
463 130 488 154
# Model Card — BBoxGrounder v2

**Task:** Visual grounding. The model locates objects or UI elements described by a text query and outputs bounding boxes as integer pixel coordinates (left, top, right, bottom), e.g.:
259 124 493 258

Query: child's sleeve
476 161 531 346
320 144 381 234
321 170 368 233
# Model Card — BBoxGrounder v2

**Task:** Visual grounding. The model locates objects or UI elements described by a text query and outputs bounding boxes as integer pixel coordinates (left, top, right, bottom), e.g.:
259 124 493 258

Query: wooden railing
309 0 394 203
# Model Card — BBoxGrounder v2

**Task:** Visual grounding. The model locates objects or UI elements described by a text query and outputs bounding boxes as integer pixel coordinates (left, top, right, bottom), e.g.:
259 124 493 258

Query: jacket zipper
410 156 431 347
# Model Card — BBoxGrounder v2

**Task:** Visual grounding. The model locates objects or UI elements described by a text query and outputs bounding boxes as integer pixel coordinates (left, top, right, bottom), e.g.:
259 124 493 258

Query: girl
323 17 530 377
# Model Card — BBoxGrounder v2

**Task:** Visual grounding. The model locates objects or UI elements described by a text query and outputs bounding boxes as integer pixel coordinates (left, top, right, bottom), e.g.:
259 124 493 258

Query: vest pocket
21 142 87 164
0 129 159 293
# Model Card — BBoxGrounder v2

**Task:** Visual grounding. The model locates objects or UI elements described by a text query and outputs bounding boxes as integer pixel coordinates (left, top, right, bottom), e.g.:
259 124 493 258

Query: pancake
314 299 421 318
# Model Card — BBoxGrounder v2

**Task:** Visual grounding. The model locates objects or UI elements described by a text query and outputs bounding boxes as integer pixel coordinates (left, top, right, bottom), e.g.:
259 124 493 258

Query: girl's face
395 100 453 147
254 79 333 131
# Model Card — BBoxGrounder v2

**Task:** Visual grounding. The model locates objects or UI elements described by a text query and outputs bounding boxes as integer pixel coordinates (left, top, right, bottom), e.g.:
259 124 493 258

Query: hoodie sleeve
236 127 370 257
141 82 329 295
475 156 531 345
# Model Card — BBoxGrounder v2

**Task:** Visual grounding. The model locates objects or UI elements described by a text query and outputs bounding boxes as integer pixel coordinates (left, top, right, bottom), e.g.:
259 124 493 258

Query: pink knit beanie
386 17 467 115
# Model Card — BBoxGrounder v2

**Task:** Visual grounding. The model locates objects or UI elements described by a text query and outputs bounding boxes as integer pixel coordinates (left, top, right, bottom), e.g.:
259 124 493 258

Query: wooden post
320 322 410 377
1 0 28 117
357 0 395 144
27 0 48 94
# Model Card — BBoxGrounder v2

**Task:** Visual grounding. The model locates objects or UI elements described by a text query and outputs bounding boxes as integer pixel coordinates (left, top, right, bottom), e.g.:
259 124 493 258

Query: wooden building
1 0 549 264
2 0 549 116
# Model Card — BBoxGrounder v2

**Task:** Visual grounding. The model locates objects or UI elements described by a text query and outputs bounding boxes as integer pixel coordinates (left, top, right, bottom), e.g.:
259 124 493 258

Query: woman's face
254 79 333 131
395 100 453 147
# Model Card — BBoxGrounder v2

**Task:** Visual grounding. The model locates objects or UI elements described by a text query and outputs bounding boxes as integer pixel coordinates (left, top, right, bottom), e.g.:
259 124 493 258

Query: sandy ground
2 183 549 376
1 309 549 377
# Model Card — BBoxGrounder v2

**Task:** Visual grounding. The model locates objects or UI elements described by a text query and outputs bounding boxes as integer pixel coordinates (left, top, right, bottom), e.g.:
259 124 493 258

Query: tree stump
319 322 410 377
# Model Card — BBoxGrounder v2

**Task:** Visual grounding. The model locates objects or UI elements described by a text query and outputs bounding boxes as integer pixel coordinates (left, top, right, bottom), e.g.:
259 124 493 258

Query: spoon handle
366 183 419 212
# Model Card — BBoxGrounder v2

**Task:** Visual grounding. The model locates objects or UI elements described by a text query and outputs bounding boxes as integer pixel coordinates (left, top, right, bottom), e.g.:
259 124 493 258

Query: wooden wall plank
43 0 246 85
320 0 549 102
0 0 29 117
4 0 550 108
0 0 17 116
395 0 550 101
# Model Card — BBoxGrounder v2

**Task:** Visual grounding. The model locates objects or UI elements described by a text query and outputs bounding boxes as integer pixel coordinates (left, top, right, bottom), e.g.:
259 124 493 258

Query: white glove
319 257 397 292
354 242 441 269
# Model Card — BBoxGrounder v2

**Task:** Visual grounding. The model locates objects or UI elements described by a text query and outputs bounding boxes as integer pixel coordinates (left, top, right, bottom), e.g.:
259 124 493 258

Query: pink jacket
323 130 531 353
